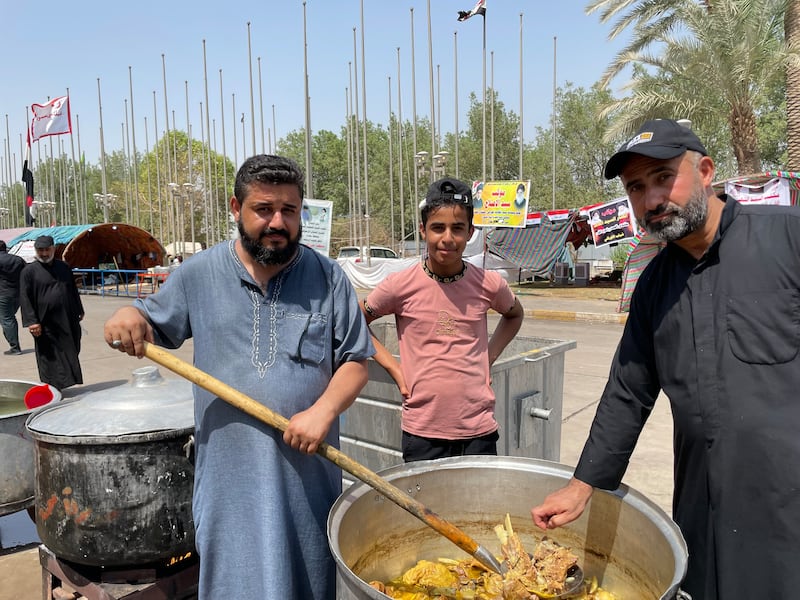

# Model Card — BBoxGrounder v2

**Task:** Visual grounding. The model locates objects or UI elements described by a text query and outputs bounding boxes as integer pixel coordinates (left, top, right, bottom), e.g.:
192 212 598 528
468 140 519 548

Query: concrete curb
525 309 628 325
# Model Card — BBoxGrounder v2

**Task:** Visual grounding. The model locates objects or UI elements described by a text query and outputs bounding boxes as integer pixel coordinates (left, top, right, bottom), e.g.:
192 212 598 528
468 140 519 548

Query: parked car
336 245 399 264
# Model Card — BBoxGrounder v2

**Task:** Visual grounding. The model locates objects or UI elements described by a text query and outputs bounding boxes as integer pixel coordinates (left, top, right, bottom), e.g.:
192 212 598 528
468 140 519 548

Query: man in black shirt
532 119 800 600
0 240 26 355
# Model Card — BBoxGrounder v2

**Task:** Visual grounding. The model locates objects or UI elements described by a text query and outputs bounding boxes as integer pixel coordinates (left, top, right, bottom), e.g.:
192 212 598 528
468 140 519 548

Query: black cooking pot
25 366 195 567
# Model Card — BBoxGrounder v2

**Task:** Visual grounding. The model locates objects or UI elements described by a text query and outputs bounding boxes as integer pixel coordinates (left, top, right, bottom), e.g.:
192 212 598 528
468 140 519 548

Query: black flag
22 159 35 226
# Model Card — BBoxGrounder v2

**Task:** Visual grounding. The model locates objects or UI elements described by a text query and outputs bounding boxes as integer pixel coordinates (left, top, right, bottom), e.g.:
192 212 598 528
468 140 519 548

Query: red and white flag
29 95 72 142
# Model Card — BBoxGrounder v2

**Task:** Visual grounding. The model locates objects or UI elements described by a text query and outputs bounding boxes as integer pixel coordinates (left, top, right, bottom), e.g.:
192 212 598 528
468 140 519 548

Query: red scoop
24 384 54 410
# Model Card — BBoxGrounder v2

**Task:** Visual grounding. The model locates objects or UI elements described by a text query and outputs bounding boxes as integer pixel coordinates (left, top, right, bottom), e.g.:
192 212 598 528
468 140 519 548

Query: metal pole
247 22 256 155
303 2 314 198
552 36 557 211
519 13 524 179
360 0 370 260
454 32 459 179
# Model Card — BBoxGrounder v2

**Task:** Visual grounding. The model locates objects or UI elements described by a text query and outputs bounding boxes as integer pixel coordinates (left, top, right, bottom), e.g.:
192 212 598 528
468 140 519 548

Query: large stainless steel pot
0 379 61 517
25 366 195 566
329 456 687 600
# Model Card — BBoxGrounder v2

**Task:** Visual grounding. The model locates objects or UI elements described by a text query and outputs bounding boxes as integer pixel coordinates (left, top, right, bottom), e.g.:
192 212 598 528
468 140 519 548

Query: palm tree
587 0 791 175
786 0 800 170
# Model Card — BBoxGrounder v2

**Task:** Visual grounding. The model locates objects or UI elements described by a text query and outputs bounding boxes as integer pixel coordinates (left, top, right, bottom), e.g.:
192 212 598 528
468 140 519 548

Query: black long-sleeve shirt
575 197 800 600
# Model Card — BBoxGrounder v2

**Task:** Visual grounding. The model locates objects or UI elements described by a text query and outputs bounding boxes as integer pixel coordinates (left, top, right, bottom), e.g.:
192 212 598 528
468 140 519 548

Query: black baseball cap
423 177 472 206
604 119 708 180
34 235 54 249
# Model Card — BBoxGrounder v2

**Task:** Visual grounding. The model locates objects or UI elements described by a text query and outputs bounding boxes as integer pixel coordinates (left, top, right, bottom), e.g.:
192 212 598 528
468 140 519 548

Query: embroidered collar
423 259 467 283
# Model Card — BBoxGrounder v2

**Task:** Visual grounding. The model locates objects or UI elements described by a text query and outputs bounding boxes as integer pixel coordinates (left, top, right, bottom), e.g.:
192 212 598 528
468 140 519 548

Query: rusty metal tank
328 456 688 599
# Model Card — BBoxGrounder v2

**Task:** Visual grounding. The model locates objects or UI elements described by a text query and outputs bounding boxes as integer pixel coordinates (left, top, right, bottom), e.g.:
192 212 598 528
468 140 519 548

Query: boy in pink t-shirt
362 177 524 462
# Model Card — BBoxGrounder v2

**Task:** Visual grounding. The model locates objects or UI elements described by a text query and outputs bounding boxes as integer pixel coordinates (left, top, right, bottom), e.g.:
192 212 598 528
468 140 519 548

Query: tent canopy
9 224 165 270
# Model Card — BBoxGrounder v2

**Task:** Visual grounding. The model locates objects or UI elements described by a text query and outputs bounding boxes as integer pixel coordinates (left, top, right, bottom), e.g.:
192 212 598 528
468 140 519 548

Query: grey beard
644 182 708 243
35 256 54 264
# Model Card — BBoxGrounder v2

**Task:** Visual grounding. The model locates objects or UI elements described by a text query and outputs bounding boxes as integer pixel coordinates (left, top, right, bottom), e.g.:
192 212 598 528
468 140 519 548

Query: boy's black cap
34 235 54 249
423 177 472 206
604 119 708 180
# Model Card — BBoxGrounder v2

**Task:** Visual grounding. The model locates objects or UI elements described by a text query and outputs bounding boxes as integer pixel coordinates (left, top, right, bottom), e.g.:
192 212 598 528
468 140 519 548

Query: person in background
104 154 374 600
361 177 524 462
531 119 800 599
20 235 84 388
0 240 26 355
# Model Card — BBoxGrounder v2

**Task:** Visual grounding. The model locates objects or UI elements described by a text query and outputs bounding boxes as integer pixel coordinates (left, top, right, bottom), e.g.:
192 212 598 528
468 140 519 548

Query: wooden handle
143 342 498 569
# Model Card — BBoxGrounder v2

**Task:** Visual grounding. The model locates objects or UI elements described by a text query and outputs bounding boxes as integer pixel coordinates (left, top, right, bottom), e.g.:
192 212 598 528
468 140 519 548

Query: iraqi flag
21 159 36 226
29 95 72 142
545 209 572 222
457 0 485 21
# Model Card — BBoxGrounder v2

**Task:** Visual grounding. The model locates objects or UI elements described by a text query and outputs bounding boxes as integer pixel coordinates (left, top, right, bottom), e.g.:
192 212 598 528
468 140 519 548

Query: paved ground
0 288 673 600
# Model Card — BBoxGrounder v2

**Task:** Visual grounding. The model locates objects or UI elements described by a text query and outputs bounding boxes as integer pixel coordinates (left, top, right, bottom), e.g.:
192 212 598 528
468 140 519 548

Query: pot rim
328 455 688 599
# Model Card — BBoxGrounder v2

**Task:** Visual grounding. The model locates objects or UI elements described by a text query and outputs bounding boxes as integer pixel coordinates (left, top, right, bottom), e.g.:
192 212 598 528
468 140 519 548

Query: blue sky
1 0 630 169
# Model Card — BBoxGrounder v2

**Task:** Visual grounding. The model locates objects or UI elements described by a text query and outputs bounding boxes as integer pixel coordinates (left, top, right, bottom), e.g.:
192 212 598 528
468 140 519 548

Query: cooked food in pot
369 514 619 600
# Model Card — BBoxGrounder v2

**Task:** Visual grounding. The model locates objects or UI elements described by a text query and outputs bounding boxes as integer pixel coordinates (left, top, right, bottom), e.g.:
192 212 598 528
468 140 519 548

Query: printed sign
301 198 333 256
472 180 530 228
588 197 636 247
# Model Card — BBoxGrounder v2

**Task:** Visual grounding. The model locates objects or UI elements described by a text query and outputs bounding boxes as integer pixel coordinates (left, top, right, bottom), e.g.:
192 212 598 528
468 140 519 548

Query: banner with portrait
301 198 333 256
472 180 530 228
588 197 636 247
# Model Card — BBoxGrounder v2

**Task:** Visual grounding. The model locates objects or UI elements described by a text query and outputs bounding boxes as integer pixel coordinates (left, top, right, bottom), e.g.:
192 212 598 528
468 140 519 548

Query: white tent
164 241 203 257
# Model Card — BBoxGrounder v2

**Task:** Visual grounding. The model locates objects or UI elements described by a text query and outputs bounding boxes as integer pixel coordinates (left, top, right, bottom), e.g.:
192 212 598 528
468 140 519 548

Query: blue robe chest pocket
726 289 800 364
283 312 328 365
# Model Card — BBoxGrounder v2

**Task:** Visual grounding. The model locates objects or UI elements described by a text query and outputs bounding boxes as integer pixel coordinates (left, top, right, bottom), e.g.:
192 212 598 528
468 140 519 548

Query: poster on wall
472 180 530 228
301 198 334 256
588 197 636 247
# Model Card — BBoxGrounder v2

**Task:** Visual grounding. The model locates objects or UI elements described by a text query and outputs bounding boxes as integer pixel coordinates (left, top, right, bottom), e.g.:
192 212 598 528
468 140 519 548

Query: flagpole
202 39 214 244
426 0 436 169
247 22 256 155
410 7 420 254
129 67 140 227
97 77 108 223
185 80 195 253
490 51 494 181
396 46 405 254
345 83 354 244
454 31 459 179
153 90 164 241
232 93 238 168
351 35 363 248
257 56 265 154
303 2 313 198
519 13 524 179
360 0 370 257
271 104 277 154
144 115 153 233
218 69 228 235
552 35 557 211
161 54 172 197
123 104 131 223
482 11 486 182
66 88 80 223
76 116 87 224
388 75 395 249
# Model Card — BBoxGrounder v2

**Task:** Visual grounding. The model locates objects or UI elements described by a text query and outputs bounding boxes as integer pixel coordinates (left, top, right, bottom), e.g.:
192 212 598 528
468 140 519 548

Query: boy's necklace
423 259 467 283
